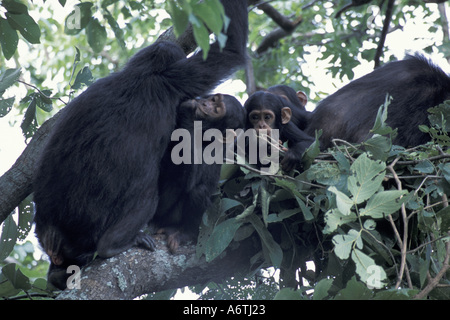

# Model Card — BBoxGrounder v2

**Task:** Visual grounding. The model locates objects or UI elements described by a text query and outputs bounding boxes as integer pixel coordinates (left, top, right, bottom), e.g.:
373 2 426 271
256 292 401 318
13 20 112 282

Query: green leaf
0 215 18 261
18 196 34 241
204 218 243 262
334 277 374 300
20 95 37 140
266 208 301 223
438 163 450 185
359 190 407 218
436 205 450 232
428 100 450 132
351 249 386 289
104 11 125 50
332 229 361 260
260 180 270 226
65 2 93 35
247 214 283 268
363 134 392 161
0 274 21 298
0 17 19 60
373 288 419 300
296 197 314 221
0 97 15 117
1 263 32 291
324 208 357 234
414 160 435 174
2 0 28 14
220 198 243 213
274 288 304 300
190 14 210 60
167 1 190 37
302 130 322 169
348 153 386 204
0 68 21 93
328 186 354 215
313 278 334 300
72 66 94 90
5 12 40 44
35 90 53 112
193 0 224 36
363 219 376 231
86 18 107 53
371 95 392 135
307 162 342 186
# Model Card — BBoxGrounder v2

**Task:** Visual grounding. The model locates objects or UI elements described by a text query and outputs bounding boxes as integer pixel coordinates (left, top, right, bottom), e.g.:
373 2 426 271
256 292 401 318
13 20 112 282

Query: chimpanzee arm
281 122 315 171
166 0 248 99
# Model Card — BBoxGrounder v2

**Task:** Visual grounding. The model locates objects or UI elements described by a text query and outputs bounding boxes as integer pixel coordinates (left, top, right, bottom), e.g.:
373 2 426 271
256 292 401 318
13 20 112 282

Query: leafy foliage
197 99 450 299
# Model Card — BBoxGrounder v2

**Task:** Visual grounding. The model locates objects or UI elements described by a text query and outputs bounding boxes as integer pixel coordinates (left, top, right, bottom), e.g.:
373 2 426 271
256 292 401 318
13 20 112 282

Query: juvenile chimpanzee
305 54 450 149
267 85 310 130
244 91 315 171
33 0 248 289
155 94 246 253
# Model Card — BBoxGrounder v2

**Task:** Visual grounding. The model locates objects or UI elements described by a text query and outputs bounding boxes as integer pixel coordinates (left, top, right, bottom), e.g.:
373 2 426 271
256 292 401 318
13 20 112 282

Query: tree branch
248 0 303 55
414 232 450 299
374 0 395 68
56 237 261 300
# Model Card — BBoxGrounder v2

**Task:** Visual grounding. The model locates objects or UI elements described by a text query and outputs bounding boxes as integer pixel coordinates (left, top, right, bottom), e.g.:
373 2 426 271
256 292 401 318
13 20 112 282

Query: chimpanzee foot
136 231 156 251
156 227 193 254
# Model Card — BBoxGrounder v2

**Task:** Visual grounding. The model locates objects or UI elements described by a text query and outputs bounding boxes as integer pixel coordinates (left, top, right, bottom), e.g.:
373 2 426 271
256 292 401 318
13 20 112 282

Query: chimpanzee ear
296 91 308 107
281 107 292 124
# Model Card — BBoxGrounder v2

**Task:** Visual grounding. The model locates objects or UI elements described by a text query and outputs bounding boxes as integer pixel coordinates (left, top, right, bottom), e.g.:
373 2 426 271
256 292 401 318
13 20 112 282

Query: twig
406 235 449 255
414 232 450 299
17 80 68 106
395 154 450 166
387 157 412 289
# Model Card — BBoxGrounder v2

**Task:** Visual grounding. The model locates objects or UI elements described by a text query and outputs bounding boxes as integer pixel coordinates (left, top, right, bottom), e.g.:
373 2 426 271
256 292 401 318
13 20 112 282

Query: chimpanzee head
268 85 308 110
244 91 292 135
178 94 245 131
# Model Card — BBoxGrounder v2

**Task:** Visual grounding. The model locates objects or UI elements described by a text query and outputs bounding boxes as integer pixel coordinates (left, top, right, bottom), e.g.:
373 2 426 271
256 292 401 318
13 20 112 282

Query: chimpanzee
154 94 246 253
33 0 248 290
267 85 310 130
305 54 450 149
244 91 315 171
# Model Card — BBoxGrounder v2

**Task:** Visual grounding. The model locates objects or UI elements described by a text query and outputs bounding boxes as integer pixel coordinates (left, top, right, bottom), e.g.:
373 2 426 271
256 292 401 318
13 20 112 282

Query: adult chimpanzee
305 54 450 149
244 91 315 171
33 0 248 289
155 94 246 253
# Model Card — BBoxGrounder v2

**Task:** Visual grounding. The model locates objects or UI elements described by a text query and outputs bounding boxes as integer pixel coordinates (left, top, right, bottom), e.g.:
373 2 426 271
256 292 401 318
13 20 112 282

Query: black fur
33 0 248 289
155 94 246 252
306 54 450 149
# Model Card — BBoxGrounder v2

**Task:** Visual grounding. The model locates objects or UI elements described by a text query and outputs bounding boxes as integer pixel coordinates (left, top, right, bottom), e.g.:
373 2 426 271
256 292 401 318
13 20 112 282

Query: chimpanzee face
180 94 226 121
248 109 276 133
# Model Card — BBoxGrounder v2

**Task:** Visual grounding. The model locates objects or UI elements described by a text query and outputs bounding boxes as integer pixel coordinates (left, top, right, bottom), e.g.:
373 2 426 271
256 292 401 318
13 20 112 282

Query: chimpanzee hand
280 149 300 172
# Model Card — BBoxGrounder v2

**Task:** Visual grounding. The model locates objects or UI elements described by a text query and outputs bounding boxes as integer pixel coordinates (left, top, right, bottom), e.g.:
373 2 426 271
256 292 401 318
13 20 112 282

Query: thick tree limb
0 111 63 225
56 237 261 300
